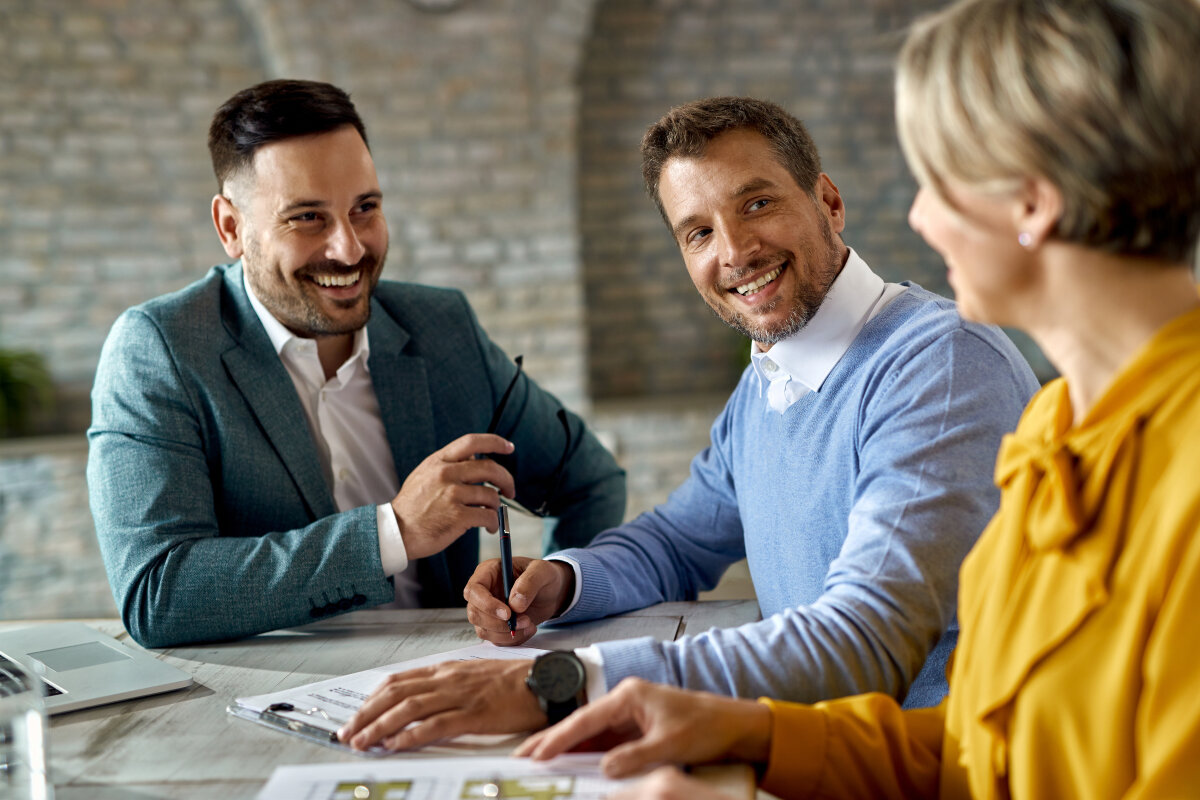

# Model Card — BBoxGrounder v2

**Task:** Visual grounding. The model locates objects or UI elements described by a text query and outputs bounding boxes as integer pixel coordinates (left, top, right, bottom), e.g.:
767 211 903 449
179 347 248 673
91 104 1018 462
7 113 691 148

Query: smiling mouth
734 264 784 296
311 271 361 288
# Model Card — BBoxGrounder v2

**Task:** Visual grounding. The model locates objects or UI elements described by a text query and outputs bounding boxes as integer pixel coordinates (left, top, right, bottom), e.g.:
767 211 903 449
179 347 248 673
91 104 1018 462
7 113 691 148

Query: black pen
497 503 517 637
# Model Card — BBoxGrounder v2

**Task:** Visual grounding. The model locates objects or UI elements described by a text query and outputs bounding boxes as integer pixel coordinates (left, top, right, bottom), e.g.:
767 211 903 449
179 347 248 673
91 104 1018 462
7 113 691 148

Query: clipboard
227 699 391 757
227 641 549 756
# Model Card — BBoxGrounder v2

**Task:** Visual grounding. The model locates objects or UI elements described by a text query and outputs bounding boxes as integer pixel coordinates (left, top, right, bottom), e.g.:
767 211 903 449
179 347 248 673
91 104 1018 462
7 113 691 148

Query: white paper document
229 642 547 756
254 754 635 799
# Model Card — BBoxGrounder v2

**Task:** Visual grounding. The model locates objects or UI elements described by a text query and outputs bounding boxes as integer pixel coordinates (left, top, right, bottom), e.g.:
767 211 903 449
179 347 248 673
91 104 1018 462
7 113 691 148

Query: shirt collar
749 248 889 394
242 264 371 369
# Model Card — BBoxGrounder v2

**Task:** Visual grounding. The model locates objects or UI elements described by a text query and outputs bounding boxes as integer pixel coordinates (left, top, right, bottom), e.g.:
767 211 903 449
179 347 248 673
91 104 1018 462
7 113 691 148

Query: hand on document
515 677 772 779
337 657 543 752
464 557 575 646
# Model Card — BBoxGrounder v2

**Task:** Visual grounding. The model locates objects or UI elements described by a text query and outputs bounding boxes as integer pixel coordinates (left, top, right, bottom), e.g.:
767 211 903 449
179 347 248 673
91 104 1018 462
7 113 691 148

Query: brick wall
0 0 1052 620
579 0 980 398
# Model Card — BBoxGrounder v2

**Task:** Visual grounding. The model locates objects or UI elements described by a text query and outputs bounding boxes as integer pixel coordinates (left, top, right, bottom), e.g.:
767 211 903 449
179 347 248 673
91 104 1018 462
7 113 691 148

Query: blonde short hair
896 0 1200 263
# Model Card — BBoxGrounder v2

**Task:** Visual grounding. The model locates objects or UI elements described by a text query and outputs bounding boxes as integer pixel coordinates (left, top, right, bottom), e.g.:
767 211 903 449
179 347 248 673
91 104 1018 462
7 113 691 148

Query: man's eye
290 212 320 223
687 228 712 244
355 201 379 214
748 199 770 212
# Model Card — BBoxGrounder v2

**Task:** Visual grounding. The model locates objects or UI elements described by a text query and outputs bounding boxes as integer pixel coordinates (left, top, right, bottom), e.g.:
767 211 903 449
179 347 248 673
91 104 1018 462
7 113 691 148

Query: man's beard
706 220 842 346
245 246 385 338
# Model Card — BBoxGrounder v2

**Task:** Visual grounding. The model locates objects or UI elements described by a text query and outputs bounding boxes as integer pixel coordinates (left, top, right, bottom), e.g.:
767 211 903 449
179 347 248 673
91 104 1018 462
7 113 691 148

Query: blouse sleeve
759 693 946 799
1128 513 1200 798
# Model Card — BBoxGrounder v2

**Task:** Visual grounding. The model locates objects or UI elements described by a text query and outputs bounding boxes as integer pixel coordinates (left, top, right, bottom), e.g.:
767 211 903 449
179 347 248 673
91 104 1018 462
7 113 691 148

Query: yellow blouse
759 306 1200 799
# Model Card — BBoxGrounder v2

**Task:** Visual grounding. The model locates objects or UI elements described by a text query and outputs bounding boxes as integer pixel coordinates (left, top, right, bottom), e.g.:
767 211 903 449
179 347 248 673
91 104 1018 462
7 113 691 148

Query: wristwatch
525 650 587 726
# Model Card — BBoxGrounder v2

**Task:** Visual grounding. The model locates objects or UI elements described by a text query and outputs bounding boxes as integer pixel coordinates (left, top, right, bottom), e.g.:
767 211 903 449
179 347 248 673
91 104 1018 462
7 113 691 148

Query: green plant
0 348 54 437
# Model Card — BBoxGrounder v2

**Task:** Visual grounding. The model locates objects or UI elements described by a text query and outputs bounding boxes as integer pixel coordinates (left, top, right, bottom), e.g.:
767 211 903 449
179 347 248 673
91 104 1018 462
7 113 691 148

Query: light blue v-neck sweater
554 284 1039 708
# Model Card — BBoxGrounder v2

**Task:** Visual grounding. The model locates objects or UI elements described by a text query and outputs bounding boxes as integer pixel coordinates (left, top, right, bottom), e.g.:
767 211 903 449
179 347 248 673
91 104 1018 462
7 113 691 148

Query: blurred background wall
0 0 1050 621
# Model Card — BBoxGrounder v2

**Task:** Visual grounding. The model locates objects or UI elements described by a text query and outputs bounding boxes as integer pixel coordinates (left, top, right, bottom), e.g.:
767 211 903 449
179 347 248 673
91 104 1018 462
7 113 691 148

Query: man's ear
1013 177 1062 249
212 193 244 259
815 173 846 235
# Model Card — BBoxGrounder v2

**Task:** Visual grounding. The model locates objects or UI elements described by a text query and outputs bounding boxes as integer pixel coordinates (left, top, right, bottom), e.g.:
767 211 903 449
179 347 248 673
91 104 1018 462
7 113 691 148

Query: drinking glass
0 653 52 800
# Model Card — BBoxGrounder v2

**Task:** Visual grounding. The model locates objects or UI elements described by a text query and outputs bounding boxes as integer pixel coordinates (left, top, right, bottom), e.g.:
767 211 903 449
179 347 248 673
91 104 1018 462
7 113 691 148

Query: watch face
531 652 586 704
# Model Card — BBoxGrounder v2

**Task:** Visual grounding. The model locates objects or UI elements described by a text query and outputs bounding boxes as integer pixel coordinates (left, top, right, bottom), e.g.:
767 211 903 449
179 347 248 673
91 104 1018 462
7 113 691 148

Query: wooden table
14 600 760 799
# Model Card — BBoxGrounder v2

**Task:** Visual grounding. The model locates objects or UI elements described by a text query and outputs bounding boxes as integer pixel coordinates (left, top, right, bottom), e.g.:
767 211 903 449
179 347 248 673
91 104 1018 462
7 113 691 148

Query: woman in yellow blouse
516 0 1200 797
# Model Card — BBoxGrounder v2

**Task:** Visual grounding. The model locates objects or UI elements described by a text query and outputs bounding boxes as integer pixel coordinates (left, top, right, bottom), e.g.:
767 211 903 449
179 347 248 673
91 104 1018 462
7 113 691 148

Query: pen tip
510 630 516 639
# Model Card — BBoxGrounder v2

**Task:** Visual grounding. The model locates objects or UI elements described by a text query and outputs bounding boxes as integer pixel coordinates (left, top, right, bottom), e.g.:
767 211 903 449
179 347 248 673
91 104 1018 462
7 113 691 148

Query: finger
338 669 436 742
349 687 459 750
454 482 506 512
439 433 514 463
473 623 537 646
457 504 507 534
443 455 516 498
381 707 480 751
460 587 513 623
521 696 633 761
513 728 549 757
602 733 680 778
466 603 535 634
508 561 561 613
463 563 503 603
472 624 520 645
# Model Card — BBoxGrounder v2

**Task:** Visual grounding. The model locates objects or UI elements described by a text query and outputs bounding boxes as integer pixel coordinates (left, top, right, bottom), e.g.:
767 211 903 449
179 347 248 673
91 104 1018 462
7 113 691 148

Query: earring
1018 231 1033 248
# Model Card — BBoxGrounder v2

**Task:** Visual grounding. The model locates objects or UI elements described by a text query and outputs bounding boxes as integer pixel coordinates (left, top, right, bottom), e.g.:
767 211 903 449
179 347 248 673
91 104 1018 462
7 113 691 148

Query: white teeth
735 265 783 295
313 271 361 288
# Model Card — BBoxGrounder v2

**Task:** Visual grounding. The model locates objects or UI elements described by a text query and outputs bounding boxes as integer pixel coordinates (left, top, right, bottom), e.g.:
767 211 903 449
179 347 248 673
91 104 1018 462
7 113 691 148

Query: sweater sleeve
759 694 946 799
550 398 747 623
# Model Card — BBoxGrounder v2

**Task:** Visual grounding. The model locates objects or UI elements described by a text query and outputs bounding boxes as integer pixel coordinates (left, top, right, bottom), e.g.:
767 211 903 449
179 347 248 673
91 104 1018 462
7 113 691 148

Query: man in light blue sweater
336 97 1039 752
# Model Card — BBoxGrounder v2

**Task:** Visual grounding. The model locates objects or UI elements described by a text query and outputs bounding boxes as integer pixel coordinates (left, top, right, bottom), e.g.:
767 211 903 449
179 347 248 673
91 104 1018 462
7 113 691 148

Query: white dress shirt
749 248 907 413
245 274 420 606
566 249 906 701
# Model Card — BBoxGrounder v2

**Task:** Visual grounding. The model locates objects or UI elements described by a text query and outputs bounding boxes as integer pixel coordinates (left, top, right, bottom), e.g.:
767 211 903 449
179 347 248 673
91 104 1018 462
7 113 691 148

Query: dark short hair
640 96 822 226
207 79 369 190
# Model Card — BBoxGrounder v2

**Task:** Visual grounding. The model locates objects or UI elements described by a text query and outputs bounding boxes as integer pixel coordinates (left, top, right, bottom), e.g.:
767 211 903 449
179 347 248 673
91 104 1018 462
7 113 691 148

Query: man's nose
717 222 760 268
326 218 366 265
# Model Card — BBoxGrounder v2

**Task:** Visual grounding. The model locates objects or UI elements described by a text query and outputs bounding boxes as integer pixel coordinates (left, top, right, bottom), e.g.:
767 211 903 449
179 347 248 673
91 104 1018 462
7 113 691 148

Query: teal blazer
87 263 625 647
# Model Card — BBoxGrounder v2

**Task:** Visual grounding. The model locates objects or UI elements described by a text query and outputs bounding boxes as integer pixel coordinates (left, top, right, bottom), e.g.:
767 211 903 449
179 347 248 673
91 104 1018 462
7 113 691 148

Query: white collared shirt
244 272 420 606
750 248 906 413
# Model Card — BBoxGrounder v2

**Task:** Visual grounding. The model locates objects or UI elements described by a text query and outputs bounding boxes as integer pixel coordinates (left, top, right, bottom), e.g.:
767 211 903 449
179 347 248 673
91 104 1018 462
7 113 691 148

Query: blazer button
338 597 352 611
310 606 325 618
323 603 338 616
352 594 367 606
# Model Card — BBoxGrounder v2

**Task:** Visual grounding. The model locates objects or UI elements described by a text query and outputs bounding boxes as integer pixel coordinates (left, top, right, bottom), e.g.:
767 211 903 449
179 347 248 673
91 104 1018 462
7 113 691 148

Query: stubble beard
244 243 385 338
706 222 843 346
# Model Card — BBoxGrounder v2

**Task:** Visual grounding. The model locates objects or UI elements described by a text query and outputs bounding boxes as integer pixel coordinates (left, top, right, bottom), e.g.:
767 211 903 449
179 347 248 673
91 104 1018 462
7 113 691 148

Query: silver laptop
0 622 192 715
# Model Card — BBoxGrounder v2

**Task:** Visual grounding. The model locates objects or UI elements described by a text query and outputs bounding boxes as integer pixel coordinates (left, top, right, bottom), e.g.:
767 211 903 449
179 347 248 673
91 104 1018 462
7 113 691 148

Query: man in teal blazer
87 80 625 648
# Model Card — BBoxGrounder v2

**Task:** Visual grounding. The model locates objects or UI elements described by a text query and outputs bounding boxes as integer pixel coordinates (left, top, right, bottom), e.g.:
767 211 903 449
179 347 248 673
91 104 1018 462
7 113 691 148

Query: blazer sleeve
87 309 395 648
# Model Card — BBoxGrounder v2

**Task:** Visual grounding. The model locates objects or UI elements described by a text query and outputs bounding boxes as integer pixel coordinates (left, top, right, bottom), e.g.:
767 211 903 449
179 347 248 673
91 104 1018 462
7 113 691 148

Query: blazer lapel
366 303 454 601
218 263 335 521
